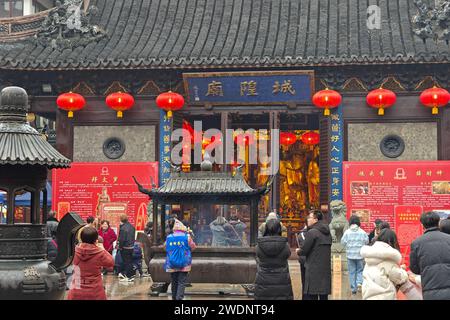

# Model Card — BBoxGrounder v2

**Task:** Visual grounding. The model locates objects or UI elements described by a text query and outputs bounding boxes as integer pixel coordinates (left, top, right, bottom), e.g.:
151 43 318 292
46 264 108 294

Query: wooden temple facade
0 0 449 244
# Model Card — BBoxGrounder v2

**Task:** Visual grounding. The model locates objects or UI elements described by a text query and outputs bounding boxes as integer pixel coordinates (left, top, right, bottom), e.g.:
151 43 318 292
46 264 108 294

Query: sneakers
127 276 135 282
357 284 362 293
118 273 126 279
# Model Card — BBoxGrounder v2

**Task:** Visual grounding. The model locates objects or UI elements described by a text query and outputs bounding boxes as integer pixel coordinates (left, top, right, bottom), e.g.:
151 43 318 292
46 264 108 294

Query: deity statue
329 200 349 254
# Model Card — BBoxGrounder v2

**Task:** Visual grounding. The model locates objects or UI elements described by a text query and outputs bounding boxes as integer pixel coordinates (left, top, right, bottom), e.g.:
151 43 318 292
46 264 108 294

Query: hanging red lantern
312 88 342 116
366 88 396 116
156 91 184 118
234 133 255 146
56 92 86 118
105 92 135 118
419 86 450 115
301 131 320 147
280 132 297 146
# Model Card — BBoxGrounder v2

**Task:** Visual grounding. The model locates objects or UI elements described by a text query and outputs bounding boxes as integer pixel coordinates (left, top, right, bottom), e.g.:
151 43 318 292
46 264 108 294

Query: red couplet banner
343 161 450 265
52 162 158 231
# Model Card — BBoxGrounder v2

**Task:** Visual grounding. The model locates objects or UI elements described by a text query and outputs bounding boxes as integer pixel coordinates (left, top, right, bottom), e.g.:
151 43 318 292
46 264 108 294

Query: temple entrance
180 111 321 247
229 112 320 247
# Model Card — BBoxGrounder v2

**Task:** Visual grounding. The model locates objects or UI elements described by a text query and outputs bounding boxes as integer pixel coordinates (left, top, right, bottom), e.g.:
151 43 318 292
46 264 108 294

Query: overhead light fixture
42 84 52 93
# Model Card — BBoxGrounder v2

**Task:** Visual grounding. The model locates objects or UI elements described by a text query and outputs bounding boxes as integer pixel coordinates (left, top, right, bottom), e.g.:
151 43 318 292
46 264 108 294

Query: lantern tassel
432 106 438 115
324 108 330 116
378 108 384 116
117 110 123 118
167 110 173 118
68 111 74 118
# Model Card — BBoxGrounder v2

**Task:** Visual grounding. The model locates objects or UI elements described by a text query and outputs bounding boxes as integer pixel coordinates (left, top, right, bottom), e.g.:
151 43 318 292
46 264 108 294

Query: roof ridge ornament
33 0 107 51
412 0 450 42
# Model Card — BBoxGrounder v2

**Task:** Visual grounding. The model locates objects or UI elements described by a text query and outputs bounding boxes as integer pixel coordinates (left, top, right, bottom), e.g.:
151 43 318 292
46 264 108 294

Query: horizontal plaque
183 70 314 105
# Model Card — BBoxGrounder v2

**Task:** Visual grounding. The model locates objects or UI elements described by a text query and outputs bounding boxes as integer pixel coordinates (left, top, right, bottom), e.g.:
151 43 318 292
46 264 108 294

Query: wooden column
269 111 280 212
221 111 229 172
56 109 74 160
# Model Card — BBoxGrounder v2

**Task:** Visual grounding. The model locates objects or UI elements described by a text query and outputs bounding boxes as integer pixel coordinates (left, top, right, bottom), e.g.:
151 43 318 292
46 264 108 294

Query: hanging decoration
419 86 450 115
301 131 320 150
105 91 135 118
280 132 297 146
56 92 86 118
366 88 397 116
312 88 342 116
156 91 184 118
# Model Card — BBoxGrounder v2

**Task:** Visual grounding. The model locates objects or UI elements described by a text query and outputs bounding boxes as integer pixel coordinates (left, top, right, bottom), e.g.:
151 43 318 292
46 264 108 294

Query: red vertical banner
52 162 158 230
394 205 423 268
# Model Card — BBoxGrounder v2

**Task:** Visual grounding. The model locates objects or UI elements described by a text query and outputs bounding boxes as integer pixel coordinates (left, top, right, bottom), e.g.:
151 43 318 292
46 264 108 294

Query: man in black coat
410 211 450 300
299 210 332 300
296 224 308 300
118 214 136 281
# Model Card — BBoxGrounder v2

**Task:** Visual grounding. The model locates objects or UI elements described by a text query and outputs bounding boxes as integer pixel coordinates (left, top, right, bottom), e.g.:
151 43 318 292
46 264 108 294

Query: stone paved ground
98 261 361 300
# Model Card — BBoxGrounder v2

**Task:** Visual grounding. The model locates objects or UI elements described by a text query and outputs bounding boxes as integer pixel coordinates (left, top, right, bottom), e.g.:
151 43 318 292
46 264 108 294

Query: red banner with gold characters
52 162 158 231
343 161 450 265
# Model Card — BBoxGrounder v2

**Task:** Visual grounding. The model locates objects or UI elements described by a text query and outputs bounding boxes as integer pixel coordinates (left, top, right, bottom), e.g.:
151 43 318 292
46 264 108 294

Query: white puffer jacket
360 241 408 300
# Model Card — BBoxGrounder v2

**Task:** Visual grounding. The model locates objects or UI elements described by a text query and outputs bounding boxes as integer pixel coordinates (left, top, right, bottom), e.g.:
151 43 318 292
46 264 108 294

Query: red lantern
301 131 320 147
234 133 255 146
280 132 297 146
366 88 396 116
312 89 342 116
419 86 450 115
156 91 184 118
105 92 135 118
56 92 86 118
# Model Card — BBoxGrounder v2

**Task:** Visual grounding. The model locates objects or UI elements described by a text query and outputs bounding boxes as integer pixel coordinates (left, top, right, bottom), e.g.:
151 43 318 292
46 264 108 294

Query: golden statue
307 146 320 207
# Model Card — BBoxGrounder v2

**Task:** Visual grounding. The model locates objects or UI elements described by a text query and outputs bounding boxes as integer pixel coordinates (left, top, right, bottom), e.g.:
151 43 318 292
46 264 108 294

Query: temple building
0 0 449 246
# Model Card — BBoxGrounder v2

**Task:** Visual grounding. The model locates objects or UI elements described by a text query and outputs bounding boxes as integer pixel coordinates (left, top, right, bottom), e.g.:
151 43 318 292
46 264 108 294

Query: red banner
52 162 158 231
343 161 450 265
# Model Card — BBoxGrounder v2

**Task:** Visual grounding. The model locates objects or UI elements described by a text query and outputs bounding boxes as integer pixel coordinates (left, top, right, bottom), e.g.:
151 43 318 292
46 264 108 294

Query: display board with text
52 162 158 231
343 161 450 265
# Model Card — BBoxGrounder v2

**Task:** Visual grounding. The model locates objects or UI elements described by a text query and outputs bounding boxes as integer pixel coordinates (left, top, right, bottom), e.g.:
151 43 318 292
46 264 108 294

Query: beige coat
360 241 408 300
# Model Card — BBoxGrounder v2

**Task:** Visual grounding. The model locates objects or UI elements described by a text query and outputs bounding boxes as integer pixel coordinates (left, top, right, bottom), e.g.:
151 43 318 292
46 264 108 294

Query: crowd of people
45 209 450 300
45 212 149 299
254 209 450 300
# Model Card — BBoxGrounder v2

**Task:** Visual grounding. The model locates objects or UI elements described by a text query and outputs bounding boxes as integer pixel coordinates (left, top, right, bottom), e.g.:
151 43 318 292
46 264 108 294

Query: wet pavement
94 261 360 300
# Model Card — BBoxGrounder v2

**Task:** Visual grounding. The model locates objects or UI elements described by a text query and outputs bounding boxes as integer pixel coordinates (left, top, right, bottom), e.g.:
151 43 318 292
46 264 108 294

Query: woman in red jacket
67 227 114 300
98 220 117 255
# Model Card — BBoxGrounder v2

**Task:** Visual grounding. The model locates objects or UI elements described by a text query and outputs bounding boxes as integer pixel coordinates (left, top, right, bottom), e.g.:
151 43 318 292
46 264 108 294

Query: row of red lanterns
56 91 185 118
312 86 450 116
56 87 449 118
280 131 320 147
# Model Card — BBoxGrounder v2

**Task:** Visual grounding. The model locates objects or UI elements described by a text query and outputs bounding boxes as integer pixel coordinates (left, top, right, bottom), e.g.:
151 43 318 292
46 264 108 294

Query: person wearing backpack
164 219 196 300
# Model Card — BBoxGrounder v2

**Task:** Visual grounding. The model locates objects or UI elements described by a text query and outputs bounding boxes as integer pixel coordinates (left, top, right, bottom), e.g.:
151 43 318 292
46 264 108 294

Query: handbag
398 280 423 300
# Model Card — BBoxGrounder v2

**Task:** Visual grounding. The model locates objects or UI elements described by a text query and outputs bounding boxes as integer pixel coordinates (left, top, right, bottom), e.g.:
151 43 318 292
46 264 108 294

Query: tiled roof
0 0 448 70
0 128 71 168
154 171 256 195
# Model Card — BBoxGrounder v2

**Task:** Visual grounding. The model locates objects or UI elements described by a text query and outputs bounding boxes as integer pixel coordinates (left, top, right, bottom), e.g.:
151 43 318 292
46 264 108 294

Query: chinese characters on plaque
330 107 344 201
183 71 313 104
159 109 172 186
